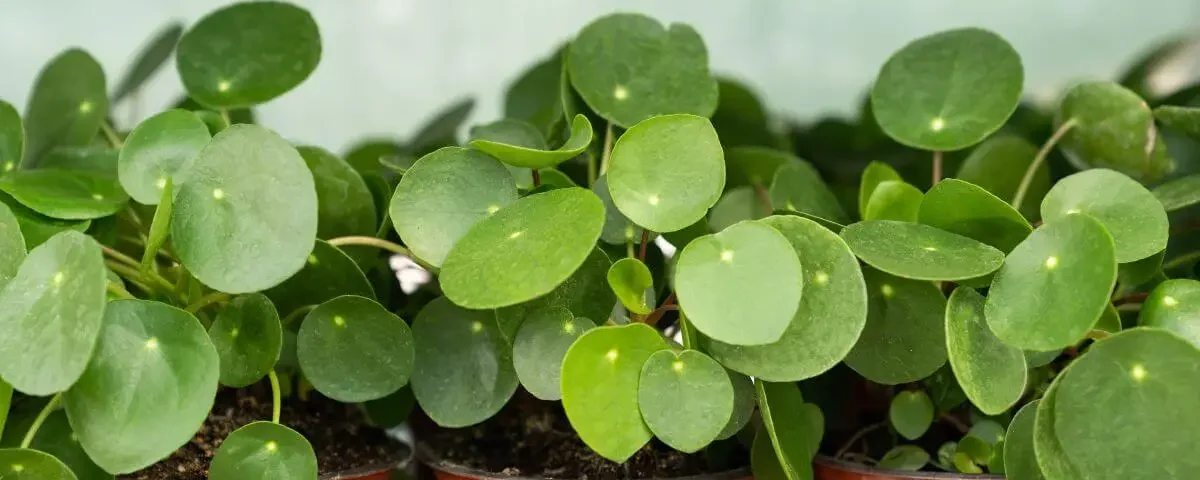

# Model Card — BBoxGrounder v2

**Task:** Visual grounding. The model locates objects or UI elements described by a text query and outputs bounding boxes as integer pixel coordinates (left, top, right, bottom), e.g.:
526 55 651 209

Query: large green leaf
117 109 210 205
1139 279 1200 347
172 124 318 293
264 240 373 318
1041 168 1167 263
955 135 1047 218
858 161 901 219
1154 105 1200 139
871 28 1023 151
209 293 282 387
389 147 517 267
567 13 717 128
0 202 24 290
889 390 934 440
1003 401 1044 480
706 215 867 381
63 299 219 474
1152 173 1200 212
209 422 317 480
945 287 1026 415
755 381 817 480
0 193 89 249
676 221 802 345
297 296 413 402
985 214 1116 350
504 51 564 136
0 449 77 480
863 180 922 222
769 160 848 224
176 2 321 108
561 323 668 462
607 114 724 232
0 170 128 220
512 307 594 401
22 49 107 165
638 350 732 453
0 100 22 174
493 247 615 339
607 257 653 315
841 220 1004 281
0 231 104 395
440 188 604 309
298 146 376 241
919 178 1032 253
1053 328 1200 478
1033 366 1082 479
471 114 592 169
1056 82 1171 182
844 268 947 384
412 297 517 427
3 410 109 480
112 23 185 103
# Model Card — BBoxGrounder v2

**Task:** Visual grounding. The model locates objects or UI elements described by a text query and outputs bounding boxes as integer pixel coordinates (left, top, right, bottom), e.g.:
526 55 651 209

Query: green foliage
209 422 317 480
889 390 934 440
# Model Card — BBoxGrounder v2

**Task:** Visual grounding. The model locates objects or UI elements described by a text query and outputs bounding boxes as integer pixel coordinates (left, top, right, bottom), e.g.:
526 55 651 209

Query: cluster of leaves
2 3 1200 480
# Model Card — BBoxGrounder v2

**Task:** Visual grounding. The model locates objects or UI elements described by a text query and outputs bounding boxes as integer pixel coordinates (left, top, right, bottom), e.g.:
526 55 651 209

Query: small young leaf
440 188 604 309
841 220 1004 281
607 258 653 315
676 221 802 346
412 297 518 427
0 100 22 174
1003 401 1045 480
264 240 374 318
955 135 1047 218
208 293 282 388
755 381 817 480
512 307 594 401
919 178 1032 253
176 2 321 108
1139 279 1200 347
1153 105 1200 139
562 323 668 462
471 114 592 169
769 159 849 224
863 180 922 222
111 23 185 103
844 268 947 384
985 214 1117 350
871 28 1023 151
209 422 317 480
638 349 733 453
117 109 210 205
956 435 992 464
858 161 902 219
946 287 1027 415
0 170 128 220
890 390 935 440
23 49 107 164
878 445 930 471
1056 82 1171 182
607 114 724 232
297 295 413 403
1041 169 1168 264
0 449 77 480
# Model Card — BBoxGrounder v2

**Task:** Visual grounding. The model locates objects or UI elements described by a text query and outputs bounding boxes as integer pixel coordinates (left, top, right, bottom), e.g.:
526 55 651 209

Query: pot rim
416 442 752 480
814 455 1005 479
318 440 414 480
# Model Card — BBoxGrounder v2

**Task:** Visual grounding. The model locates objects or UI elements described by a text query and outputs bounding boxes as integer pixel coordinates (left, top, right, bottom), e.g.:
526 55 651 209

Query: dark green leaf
22 49 107 165
112 23 184 103
945 287 1026 415
471 114 592 169
1152 173 1200 212
0 202 24 290
844 268 947 384
592 174 643 245
494 247 615 340
769 159 848 224
1003 401 1044 480
1154 105 1200 139
512 307 594 401
0 193 89 249
708 186 770 232
504 51 564 136
890 390 934 440
209 422 317 480
919 178 1032 253
878 445 930 471
265 240 374 318
410 98 474 153
0 100 23 174
297 295 413 402
715 372 755 440
724 146 790 188
209 293 282 387
1056 82 1171 183
40 147 118 178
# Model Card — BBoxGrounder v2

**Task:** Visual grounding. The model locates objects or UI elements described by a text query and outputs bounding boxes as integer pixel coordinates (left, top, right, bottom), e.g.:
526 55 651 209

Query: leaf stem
1164 251 1200 272
219 109 232 127
105 260 176 295
753 183 773 214
1012 118 1077 210
107 282 135 299
644 292 678 326
835 421 887 459
940 413 970 434
21 394 61 449
99 121 123 149
638 229 650 262
281 305 318 327
268 370 282 424
531 168 542 188
141 178 173 271
327 236 435 271
932 150 943 185
599 123 614 175
186 292 230 314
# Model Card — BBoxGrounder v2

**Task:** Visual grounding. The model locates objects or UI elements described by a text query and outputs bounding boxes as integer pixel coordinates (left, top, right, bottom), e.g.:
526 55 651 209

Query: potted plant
391 11 1200 480
0 2 414 478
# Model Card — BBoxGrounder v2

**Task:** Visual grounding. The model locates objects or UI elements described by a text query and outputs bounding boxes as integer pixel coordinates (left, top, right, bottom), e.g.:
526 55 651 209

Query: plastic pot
814 455 1005 480
417 444 751 480
320 463 399 480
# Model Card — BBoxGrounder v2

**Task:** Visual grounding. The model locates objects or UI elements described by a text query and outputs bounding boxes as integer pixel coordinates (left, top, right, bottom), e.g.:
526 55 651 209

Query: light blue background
1 0 1197 152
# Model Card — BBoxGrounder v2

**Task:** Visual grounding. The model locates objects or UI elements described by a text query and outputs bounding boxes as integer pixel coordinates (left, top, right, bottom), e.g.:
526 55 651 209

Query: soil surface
119 386 406 479
419 391 747 480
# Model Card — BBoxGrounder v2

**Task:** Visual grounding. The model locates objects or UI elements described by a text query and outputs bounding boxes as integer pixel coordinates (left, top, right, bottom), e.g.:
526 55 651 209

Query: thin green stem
281 305 318 327
1012 118 1077 210
186 292 230 314
99 121 123 149
21 394 61 449
932 150 943 185
1164 251 1200 272
587 152 597 187
219 109 232 127
141 177 173 271
107 282 135 299
626 239 635 259
327 236 435 271
599 123 614 175
268 370 282 424
105 260 176 295
101 244 140 270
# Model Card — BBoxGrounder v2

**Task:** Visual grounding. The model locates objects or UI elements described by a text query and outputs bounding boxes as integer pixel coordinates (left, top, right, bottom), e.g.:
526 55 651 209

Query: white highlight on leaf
508 231 523 239
230 327 240 339
813 271 830 285
1163 296 1179 307
1131 363 1147 382
672 360 685 372
212 188 226 200
648 194 660 206
1045 256 1059 269
265 441 278 452
562 321 576 334
144 337 159 350
930 117 945 131
2 161 13 172
156 177 168 189
922 246 937 252
471 321 484 333
91 193 104 201
605 349 619 362
486 204 500 214
720 250 734 263
613 85 629 101
218 80 231 93
333 316 346 327
881 284 894 297
1065 208 1080 215
78 101 93 114
52 272 65 285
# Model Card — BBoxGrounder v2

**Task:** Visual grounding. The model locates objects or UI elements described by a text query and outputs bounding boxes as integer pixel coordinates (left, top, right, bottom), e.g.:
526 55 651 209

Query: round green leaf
12 410 109 480
561 323 668 462
1152 173 1200 212
592 174 643 245
0 100 22 173
0 193 90 249
63 299 219 474
890 390 935 440
0 231 104 395
298 146 377 241
0 202 24 290
470 114 592 169
946 287 1027 415
40 147 118 178
210 422 317 480
297 295 413 403
494 247 615 340
389 147 518 267
845 268 948 384
919 178 1032 253
512 307 595 401
676 221 802 345
871 28 1023 151
1033 368 1082 479
209 293 282 387
1054 328 1200 478
23 49 107 163
755 381 818 480
751 428 788 480
112 23 185 103
607 114 724 232
955 135 1048 218
1056 82 1171 182
707 186 769 233
176 2 321 108
864 180 922 222
1041 168 1168 263
879 445 931 471
706 215 868 381
0 449 77 480
842 220 1004 281
1003 401 1045 480
412 297 518 427
859 161 902 219
567 13 717 128
264 240 373 318
716 371 755 440
1139 279 1200 347
504 52 564 136
441 187 604 309
1154 105 1200 139
607 258 653 315
172 124 318 294
117 109 210 205
0 170 128 220
985 214 1116 350
769 159 849 224
638 349 733 453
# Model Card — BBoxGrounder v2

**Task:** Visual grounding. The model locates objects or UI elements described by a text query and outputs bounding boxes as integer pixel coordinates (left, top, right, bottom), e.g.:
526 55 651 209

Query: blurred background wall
1 0 1198 152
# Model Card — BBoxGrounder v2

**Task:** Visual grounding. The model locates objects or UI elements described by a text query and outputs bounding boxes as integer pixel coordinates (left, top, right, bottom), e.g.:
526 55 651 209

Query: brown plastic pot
418 444 751 480
813 456 1004 480
320 463 399 480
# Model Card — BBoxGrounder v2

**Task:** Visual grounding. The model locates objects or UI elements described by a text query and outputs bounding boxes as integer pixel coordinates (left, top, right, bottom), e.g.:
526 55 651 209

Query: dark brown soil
418 391 747 480
118 386 406 479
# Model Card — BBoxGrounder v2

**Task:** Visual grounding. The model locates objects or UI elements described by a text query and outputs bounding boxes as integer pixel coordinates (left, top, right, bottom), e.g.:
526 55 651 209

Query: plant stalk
186 292 231 314
21 394 61 449
327 236 436 271
834 421 887 459
599 123 614 175
99 121 123 149
531 168 542 187
1012 118 1077 210
638 229 650 261
932 150 943 185
107 282 135 299
268 369 282 424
